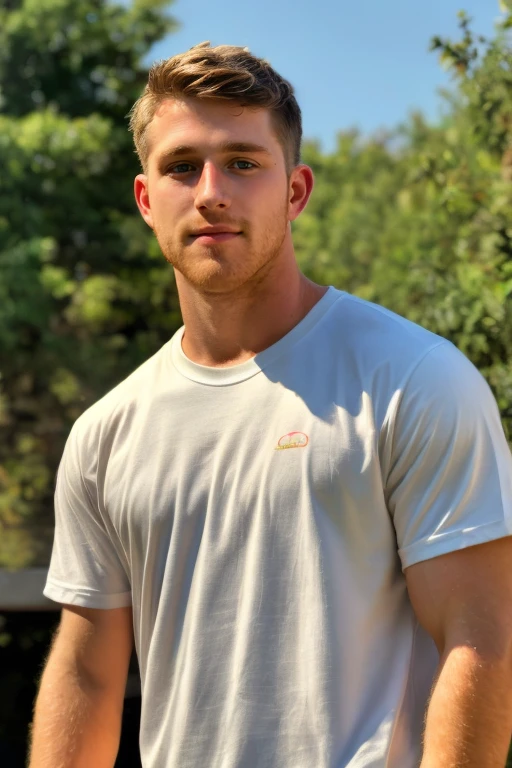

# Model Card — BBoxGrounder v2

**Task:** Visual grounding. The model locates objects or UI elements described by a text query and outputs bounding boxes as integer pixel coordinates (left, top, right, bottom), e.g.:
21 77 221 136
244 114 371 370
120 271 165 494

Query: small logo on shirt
275 431 309 450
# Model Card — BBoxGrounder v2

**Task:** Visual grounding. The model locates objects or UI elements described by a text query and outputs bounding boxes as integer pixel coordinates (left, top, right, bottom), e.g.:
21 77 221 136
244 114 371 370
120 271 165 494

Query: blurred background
1 0 511 765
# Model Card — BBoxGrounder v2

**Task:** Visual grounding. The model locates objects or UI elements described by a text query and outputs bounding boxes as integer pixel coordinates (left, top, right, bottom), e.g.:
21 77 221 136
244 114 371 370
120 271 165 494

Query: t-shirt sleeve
383 341 512 570
43 423 132 609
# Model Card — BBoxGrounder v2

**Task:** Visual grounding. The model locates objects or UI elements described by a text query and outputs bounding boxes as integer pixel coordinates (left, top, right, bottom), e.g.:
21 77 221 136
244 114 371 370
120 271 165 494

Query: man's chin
174 263 249 294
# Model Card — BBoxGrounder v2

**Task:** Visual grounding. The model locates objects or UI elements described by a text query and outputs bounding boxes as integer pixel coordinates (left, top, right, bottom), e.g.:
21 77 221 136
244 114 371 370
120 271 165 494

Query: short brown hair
128 42 302 173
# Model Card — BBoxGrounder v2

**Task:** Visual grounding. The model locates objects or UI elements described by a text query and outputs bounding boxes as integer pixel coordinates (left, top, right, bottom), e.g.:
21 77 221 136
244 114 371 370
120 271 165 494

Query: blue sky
146 0 502 151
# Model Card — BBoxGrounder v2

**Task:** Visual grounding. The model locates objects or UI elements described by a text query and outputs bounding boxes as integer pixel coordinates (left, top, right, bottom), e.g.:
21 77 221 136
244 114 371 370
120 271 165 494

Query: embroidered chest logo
275 431 309 451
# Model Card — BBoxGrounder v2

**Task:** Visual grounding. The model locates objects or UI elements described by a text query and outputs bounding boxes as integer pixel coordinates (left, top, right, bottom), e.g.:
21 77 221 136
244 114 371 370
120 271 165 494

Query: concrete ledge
0 568 57 611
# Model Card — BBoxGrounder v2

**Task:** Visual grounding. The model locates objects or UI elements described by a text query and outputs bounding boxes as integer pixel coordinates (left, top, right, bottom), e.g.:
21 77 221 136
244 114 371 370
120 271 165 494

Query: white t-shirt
44 287 512 768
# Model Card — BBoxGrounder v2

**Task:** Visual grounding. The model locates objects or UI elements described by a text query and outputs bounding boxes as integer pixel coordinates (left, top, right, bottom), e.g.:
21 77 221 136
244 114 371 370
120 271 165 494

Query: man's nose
194 163 231 211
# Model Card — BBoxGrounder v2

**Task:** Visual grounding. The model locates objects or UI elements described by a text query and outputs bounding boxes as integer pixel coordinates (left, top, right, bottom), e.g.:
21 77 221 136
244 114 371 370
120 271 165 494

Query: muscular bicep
405 537 512 658
51 604 134 696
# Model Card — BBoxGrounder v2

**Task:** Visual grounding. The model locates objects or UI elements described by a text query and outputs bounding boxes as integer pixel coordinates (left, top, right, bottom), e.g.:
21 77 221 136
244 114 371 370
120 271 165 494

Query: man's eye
232 160 255 170
169 163 195 174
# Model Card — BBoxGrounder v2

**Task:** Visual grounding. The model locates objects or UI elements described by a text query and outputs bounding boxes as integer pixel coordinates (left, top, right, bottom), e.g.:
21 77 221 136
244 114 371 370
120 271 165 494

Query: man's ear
288 164 314 222
134 174 154 229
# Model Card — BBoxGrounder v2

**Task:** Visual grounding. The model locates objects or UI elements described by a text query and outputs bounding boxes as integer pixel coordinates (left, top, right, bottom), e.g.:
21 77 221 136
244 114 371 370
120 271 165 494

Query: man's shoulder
326 290 449 375
333 291 441 344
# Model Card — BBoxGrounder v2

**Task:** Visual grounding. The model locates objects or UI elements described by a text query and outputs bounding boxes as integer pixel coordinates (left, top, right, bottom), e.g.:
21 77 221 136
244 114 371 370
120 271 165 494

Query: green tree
0 0 180 568
295 6 512 447
2 1 512 572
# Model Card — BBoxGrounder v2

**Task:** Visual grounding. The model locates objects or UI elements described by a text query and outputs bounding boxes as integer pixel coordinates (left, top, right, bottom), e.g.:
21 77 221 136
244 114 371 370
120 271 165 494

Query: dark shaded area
0 611 142 767
0 611 58 766
116 695 143 768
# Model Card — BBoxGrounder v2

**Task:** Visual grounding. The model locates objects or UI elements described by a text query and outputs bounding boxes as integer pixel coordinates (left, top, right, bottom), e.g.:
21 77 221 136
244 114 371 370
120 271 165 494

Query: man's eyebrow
157 141 272 162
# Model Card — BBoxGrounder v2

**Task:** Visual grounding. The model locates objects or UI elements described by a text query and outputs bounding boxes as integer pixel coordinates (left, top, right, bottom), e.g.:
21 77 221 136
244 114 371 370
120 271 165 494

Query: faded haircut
128 42 302 173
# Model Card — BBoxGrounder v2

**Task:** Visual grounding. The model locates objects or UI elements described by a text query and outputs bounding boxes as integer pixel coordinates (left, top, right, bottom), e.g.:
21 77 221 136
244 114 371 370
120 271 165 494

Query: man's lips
189 231 242 244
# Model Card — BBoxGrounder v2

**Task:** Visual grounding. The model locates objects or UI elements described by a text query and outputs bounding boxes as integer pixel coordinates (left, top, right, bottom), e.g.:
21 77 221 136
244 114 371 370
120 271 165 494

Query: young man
31 43 512 768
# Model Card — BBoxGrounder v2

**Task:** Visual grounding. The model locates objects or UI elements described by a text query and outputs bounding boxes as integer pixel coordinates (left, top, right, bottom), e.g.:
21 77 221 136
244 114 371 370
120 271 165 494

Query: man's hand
405 536 512 768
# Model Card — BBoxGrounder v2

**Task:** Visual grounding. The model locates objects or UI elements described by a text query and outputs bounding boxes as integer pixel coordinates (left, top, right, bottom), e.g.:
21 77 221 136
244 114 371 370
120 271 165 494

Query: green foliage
0 0 181 568
1 2 512 570
295 6 512 448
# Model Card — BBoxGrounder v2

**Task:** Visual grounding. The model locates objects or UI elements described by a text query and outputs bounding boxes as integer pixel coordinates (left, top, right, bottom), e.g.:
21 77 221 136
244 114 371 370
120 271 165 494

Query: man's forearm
421 644 512 768
28 654 124 768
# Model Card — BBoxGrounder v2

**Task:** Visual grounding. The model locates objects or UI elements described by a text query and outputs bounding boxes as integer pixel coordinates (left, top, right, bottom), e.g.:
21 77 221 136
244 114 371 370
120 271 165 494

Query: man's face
134 97 299 294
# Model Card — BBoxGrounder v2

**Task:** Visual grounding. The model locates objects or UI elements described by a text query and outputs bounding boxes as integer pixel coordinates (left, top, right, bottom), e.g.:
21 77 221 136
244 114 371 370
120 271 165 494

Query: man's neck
176 261 327 368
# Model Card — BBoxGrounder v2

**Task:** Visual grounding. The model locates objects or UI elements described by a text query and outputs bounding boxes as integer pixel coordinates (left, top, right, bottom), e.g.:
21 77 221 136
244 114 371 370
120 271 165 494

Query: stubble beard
155 202 290 294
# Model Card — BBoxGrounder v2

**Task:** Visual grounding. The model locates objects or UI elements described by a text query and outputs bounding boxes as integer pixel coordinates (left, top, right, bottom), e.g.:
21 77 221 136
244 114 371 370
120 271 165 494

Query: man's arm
405 536 512 768
28 603 134 768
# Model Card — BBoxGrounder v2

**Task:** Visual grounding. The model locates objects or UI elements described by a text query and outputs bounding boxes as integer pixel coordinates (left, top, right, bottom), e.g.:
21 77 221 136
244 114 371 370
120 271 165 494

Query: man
30 42 512 767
